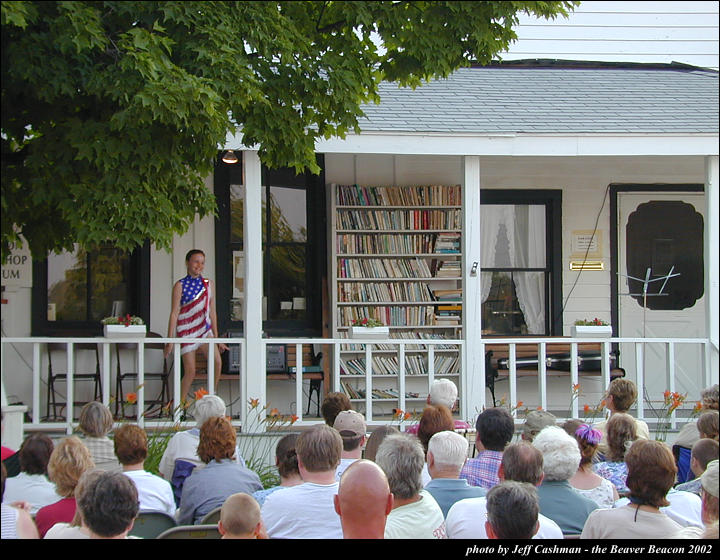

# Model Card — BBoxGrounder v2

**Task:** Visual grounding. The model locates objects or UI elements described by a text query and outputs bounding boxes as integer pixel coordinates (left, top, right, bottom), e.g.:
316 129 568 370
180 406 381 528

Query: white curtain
480 205 514 303
512 205 546 334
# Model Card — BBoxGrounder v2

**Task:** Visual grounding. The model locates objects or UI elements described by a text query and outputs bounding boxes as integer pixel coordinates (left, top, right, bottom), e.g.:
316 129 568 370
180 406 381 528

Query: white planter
572 325 612 338
349 326 390 340
103 324 147 338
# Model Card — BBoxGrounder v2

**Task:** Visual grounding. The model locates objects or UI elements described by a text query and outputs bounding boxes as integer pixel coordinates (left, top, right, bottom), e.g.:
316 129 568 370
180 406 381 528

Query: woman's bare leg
198 343 223 393
180 351 197 401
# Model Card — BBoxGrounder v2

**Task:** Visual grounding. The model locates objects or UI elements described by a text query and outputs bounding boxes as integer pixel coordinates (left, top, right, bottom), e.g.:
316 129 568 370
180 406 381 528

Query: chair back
200 506 223 525
157 524 221 539
129 510 177 539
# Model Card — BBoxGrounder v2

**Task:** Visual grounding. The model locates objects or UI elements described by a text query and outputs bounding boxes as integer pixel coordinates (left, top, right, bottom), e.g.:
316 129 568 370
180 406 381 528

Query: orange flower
693 401 703 414
583 404 591 413
516 401 523 408
403 412 412 421
194 388 209 400
290 414 299 424
600 399 606 408
663 390 671 399
126 392 137 404
537 406 543 411
269 408 279 417
249 398 260 409
394 408 404 419
572 384 581 392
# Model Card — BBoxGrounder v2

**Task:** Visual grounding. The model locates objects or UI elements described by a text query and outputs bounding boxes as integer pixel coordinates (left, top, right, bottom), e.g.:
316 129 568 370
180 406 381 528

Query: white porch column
463 155 484 422
242 150 265 425
705 155 719 382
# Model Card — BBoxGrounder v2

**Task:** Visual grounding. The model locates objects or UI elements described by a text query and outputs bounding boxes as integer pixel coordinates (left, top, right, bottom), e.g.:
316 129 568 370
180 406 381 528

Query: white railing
1 335 716 435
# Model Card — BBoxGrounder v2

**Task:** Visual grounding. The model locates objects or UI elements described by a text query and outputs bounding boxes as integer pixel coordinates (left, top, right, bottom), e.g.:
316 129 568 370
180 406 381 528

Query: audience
114 424 175 516
595 378 649 456
674 459 718 538
178 416 262 525
219 492 267 539
2 433 61 513
593 412 637 494
334 459 394 539
676 439 719 496
697 410 719 441
1 463 39 539
424 430 486 517
76 401 121 472
35 436 94 537
406 379 471 434
76 471 139 539
485 481 540 540
321 392 352 427
252 433 302 506
44 469 103 539
333 410 367 481
364 425 400 462
261 424 343 539
532 425 598 535
460 407 514 489
375 433 446 539
581 439 682 539
521 410 557 443
445 442 563 539
675 384 719 449
417 405 455 485
564 421 619 508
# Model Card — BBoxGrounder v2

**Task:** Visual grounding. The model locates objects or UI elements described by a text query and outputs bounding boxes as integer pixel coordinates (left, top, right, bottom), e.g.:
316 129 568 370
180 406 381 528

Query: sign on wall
1 237 32 288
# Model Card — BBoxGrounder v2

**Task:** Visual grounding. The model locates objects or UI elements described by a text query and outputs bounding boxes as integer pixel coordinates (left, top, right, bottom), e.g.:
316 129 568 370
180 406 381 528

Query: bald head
334 460 394 539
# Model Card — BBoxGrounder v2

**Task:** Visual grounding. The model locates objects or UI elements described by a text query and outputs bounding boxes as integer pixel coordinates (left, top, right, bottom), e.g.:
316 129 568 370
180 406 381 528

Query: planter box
572 325 612 338
103 324 147 338
349 326 390 340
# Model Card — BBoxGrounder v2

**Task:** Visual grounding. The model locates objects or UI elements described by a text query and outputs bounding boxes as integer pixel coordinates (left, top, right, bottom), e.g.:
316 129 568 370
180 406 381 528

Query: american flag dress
177 275 212 354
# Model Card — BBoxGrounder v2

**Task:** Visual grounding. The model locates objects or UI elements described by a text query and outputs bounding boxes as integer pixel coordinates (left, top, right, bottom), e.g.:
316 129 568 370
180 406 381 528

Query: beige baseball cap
701 459 718 498
333 410 367 437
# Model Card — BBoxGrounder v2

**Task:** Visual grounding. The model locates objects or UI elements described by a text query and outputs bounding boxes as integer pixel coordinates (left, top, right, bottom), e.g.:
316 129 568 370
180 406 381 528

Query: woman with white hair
532 425 599 535
405 379 471 435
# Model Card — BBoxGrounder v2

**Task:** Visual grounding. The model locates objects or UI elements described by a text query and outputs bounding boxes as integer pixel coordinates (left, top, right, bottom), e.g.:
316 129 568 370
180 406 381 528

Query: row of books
340 355 459 376
336 233 460 254
340 331 460 351
337 209 462 230
340 381 422 401
338 258 432 279
339 282 435 303
435 261 462 278
434 288 462 301
339 306 436 326
336 184 462 207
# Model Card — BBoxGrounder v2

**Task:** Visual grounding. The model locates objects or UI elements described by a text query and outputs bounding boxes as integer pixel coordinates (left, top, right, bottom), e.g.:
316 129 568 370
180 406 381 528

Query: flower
249 398 260 409
574 318 609 326
351 317 384 327
269 408 279 417
583 404 590 413
194 388 209 400
101 314 144 326
290 415 299 424
125 392 137 405
403 411 412 421
693 401 703 415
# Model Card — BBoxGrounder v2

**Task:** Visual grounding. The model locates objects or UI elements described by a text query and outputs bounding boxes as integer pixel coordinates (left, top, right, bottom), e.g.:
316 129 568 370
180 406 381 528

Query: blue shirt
536 479 599 535
424 478 487 518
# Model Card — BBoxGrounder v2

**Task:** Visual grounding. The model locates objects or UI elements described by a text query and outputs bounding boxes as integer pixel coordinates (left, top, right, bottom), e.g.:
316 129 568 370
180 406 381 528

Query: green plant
101 314 144 326
574 318 609 326
582 396 607 425
351 317 385 327
654 390 687 442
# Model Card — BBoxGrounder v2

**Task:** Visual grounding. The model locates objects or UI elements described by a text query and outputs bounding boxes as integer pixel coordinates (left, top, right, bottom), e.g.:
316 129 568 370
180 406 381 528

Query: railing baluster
538 342 548 412
295 343 303 423
635 342 645 421
666 342 676 430
137 340 145 429
365 343 372 422
509 344 517 418
102 342 111 407
398 343 406 413
66 342 74 434
32 343 41 425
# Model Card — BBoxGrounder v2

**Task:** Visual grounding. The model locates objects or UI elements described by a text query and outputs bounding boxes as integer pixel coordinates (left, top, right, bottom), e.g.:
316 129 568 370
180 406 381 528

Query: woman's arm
164 281 183 357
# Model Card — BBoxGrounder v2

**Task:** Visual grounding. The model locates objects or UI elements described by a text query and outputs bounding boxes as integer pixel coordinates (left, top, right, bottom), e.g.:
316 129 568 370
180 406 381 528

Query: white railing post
666 342 676 429
538 342 548 412
398 343 406 414
173 343 182 424
365 344 373 422
207 341 215 396
508 344 517 418
65 342 74 434
635 342 645 421
32 342 41 425
570 342 579 421
102 342 111 407
295 343 303 423
601 341 612 390
137 340 145 429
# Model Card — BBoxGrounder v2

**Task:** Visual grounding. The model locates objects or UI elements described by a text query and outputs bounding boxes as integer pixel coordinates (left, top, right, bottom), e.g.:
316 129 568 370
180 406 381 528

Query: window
214 154 326 336
480 191 562 336
32 243 150 335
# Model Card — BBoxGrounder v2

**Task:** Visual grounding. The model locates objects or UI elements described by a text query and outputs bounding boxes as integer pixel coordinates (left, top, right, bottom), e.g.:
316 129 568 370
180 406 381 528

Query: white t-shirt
2 472 62 514
44 523 90 539
614 488 703 528
262 481 343 539
158 428 245 479
123 470 176 517
446 496 563 539
335 458 359 481
384 490 446 539
581 504 682 539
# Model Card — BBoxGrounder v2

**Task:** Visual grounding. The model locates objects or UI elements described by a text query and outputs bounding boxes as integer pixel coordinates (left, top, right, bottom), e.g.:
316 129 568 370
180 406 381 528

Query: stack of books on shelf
433 289 462 302
434 233 460 253
435 261 461 278
336 185 461 207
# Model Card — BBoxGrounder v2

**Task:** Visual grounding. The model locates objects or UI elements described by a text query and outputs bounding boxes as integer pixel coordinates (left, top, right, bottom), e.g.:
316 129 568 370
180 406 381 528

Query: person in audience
261 424 343 538
676 439 719 496
460 407 514 489
76 471 139 539
252 433 302 506
333 410 367 481
697 410 719 441
521 410 557 443
581 439 682 539
76 401 121 472
593 412 637 494
674 459 719 538
595 378 650 456
114 424 175 516
417 405 455 485
532 425 598 535
178 416 262 525
218 492 267 539
375 433 446 539
564 421 619 508
334 459 394 539
485 481 540 540
675 384 719 449
1 463 39 539
35 436 94 537
321 392 352 427
424 430 486 517
1 411 20 477
406 379 471 434
2 433 61 513
445 442 563 539
44 469 103 539
364 425 399 462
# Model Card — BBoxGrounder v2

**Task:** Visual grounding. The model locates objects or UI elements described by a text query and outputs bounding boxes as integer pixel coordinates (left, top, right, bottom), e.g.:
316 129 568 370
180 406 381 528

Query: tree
1 1 576 259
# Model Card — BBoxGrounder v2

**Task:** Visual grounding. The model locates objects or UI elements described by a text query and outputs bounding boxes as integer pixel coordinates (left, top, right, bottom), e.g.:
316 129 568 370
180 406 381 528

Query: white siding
500 1 719 70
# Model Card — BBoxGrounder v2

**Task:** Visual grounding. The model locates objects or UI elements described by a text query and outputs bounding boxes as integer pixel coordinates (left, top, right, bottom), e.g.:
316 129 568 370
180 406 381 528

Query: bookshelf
330 184 463 419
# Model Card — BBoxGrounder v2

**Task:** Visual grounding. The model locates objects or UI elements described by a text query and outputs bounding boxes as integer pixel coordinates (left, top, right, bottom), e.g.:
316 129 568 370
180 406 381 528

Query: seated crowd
1 380 718 540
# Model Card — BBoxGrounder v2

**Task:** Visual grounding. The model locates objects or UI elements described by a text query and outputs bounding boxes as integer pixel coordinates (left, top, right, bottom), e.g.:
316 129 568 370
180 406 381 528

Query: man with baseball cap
333 410 367 481
521 410 557 443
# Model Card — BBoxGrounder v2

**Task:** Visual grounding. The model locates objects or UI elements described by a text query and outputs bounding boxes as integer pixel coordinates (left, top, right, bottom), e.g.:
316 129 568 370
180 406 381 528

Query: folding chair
200 507 223 525
157 524 221 539
46 340 102 420
129 510 177 539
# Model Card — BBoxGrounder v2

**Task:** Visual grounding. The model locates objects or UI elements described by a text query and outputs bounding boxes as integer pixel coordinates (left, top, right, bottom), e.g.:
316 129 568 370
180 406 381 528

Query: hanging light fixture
222 150 238 164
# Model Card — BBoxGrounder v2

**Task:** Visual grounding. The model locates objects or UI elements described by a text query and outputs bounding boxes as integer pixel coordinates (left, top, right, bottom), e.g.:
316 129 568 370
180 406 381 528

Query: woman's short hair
78 402 114 438
375 433 425 500
701 384 719 411
71 469 106 527
295 424 342 473
417 405 455 453
606 412 637 462
607 379 637 413
531 425 581 481
275 433 300 478
77 471 139 538
428 430 469 471
193 395 228 428
47 436 95 497
321 392 352 427
19 433 54 475
625 439 676 508
429 379 459 410
113 424 148 465
363 425 400 462
197 416 236 464
697 410 719 441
